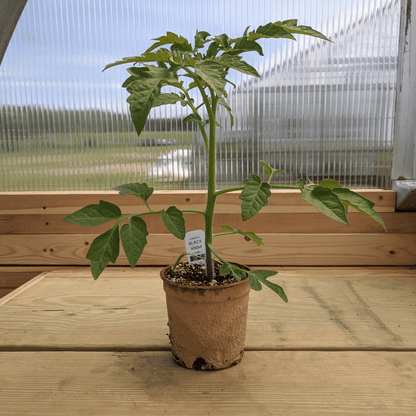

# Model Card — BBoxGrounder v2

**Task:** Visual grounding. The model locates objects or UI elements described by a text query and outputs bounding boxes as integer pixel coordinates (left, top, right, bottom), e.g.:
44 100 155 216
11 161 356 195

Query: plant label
185 230 206 265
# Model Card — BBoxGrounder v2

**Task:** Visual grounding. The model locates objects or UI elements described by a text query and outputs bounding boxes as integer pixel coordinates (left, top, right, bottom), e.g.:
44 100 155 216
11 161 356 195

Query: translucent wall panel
0 0 400 191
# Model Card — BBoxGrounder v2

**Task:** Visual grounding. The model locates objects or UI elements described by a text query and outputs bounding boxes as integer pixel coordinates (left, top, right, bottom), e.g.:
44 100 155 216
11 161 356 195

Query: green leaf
126 65 177 83
239 174 272 221
151 92 186 108
247 272 262 291
332 188 387 231
230 267 246 281
124 66 172 135
219 225 263 246
112 183 154 203
103 56 148 71
219 262 232 276
260 160 285 176
244 20 331 43
183 113 205 133
205 41 220 58
318 179 342 189
195 61 227 97
146 31 192 53
277 19 332 42
217 97 234 127
183 113 203 123
195 30 211 49
231 38 263 56
301 186 349 225
173 252 191 270
214 33 230 49
219 224 234 232
120 216 149 268
249 23 296 41
126 50 171 64
219 261 247 281
161 206 186 239
62 200 121 226
86 225 120 280
243 231 263 246
247 270 288 302
104 52 178 72
121 75 138 89
220 55 260 77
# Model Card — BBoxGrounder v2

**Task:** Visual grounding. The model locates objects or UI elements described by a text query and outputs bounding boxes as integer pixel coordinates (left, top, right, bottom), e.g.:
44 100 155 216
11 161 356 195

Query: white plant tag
185 230 206 265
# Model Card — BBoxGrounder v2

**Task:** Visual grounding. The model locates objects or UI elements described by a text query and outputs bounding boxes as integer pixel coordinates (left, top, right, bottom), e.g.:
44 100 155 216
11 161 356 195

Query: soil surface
164 262 244 287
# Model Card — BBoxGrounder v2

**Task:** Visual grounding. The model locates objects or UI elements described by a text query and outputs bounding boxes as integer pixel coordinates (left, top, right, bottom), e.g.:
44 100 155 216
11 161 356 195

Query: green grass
0 131 197 191
0 130 195 151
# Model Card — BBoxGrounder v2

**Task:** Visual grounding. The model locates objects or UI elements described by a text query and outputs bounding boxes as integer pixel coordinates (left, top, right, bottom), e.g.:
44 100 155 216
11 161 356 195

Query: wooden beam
0 350 415 414
0 189 396 214
1 212 414 235
1 267 415 350
1 233 415 266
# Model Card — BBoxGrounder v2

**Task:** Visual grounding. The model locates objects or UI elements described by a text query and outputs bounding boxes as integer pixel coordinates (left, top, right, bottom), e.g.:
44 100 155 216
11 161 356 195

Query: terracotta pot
160 265 251 370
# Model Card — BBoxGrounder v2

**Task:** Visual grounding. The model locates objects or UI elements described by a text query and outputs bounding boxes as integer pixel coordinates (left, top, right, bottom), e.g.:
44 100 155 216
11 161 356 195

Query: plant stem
180 209 206 215
214 184 300 197
270 185 301 189
178 82 209 148
214 186 244 196
204 88 218 278
180 68 219 278
126 209 205 219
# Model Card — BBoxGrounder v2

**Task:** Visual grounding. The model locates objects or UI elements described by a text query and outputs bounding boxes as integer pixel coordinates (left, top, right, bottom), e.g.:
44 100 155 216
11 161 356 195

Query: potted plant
63 20 386 370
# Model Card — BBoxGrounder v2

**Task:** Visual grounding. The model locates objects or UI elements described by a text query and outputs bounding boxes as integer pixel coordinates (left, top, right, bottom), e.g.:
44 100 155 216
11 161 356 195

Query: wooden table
1 266 415 415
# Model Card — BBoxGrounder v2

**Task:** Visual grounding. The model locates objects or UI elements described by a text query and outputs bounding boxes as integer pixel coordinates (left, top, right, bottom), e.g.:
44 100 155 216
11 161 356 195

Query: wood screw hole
85 242 89 245
185 198 190 202
390 250 395 255
244 236 250 241
45 222 49 226
378 196 384 201
50 249 54 252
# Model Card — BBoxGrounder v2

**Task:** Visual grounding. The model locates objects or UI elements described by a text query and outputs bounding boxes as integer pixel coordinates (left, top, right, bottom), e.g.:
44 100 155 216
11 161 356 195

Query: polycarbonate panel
0 0 400 191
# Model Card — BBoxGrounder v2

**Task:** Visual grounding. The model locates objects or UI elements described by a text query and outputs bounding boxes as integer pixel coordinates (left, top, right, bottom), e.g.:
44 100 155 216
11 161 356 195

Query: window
0 0 400 191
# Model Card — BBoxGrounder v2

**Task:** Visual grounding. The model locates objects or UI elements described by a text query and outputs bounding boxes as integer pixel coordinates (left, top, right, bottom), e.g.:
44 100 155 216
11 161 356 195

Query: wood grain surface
1 233 415 265
0 350 415 415
2 212 415 235
0 189 395 214
1 267 415 351
1 266 415 415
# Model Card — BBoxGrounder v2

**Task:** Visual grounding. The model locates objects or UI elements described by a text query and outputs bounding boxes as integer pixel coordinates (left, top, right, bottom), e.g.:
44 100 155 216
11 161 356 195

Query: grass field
1 130 393 191
0 131 198 191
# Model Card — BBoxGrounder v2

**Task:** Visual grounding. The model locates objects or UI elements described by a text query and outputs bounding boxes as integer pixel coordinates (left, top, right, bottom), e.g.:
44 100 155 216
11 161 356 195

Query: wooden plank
0 272 47 306
0 267 53 298
2 211 413 235
0 189 395 214
0 351 415 415
0 270 43 288
1 233 415 266
1 267 415 350
0 289 12 298
0 265 66 273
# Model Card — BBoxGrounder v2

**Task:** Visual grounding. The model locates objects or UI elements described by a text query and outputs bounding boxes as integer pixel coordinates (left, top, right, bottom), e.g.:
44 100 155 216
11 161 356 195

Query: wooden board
1 233 415 266
0 350 415 415
0 189 395 214
0 269 44 288
0 267 46 299
1 267 415 351
2 212 414 235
